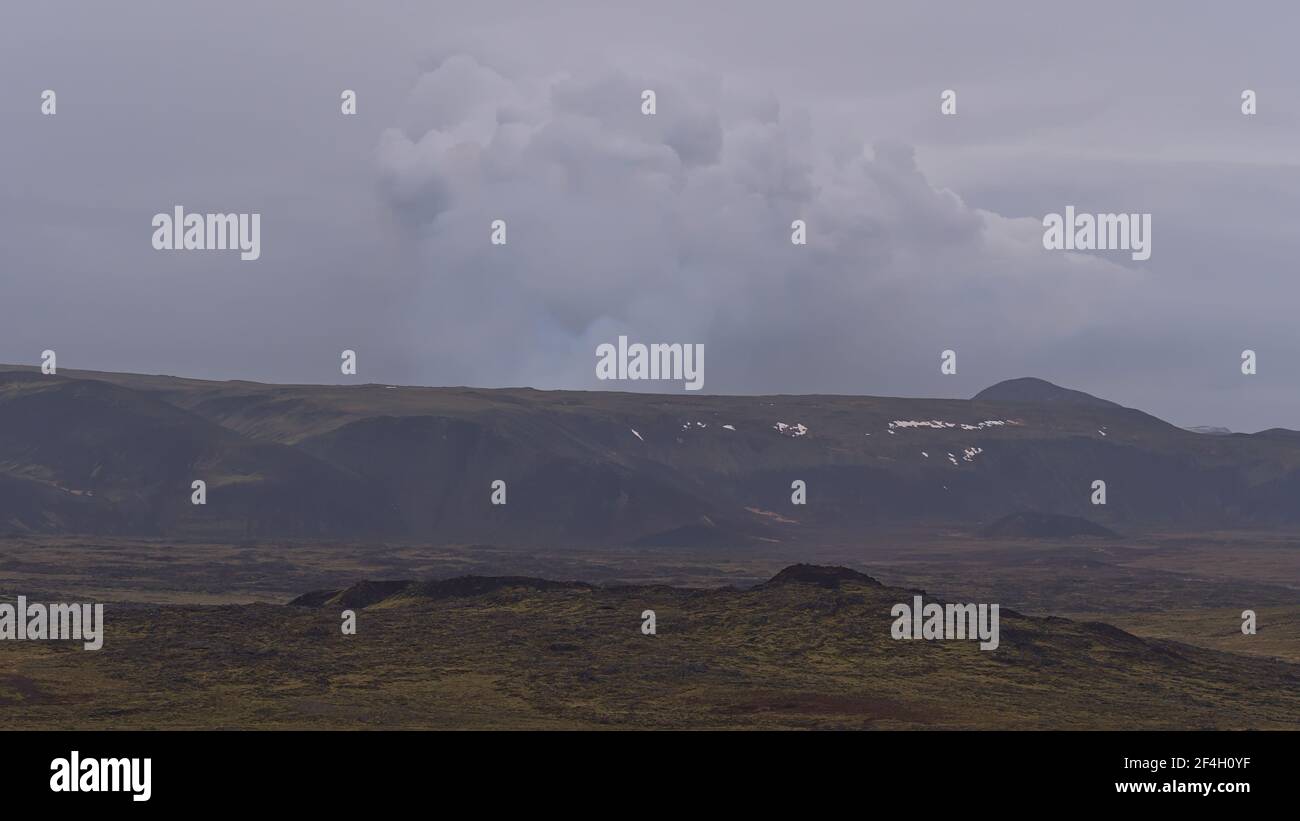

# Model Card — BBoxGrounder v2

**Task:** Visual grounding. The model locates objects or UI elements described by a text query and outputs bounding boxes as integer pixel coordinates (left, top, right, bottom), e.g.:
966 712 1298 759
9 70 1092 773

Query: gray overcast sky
2 1 1299 431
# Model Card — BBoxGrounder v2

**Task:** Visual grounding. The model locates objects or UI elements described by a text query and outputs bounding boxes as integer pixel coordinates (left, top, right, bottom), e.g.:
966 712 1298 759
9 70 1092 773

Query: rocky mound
758 564 882 589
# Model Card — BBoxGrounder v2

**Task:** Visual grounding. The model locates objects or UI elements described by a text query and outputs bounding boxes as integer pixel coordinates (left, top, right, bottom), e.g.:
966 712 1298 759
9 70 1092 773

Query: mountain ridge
5 365 1300 542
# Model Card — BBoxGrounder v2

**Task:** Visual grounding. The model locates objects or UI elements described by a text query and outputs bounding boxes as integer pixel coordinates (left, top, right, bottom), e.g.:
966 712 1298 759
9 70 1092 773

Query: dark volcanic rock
288 580 412 608
760 564 882 589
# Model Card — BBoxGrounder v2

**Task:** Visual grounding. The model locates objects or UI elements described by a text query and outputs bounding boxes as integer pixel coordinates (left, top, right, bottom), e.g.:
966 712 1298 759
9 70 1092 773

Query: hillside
4 365 1300 543
980 511 1121 539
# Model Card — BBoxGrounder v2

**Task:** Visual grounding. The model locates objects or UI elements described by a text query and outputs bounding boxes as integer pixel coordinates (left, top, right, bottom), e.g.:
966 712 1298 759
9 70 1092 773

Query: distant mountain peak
973 377 1119 408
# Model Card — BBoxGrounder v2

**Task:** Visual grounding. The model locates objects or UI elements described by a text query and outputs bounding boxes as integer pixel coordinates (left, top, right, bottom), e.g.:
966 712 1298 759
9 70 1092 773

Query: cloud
375 52 1142 394
5 2 1295 431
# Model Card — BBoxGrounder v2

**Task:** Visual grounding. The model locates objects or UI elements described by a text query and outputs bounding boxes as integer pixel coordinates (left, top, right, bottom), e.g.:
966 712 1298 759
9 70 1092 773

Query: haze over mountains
3 365 1300 544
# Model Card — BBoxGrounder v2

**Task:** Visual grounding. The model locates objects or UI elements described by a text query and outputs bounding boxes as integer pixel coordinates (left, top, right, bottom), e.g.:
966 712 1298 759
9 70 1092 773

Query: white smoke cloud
376 52 1141 394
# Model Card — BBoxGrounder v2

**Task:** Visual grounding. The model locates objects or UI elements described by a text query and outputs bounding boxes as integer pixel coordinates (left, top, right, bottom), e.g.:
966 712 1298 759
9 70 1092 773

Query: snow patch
892 419 1016 432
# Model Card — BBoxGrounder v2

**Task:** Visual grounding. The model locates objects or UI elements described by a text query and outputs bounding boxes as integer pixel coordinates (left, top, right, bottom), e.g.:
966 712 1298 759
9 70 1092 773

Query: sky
2 1 1299 431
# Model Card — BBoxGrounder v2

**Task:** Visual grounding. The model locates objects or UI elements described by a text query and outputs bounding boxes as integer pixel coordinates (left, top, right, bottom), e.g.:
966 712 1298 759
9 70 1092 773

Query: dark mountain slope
980 511 1120 539
4 364 1300 541
0 371 396 538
